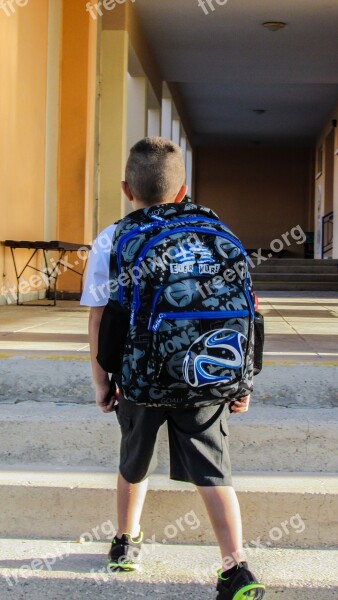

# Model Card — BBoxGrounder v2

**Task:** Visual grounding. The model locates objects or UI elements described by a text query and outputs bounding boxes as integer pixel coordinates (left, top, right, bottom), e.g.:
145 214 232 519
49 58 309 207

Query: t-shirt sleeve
80 225 116 307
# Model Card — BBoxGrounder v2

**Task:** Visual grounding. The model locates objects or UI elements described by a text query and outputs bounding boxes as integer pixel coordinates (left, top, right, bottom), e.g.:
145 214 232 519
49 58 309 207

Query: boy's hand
95 381 118 413
228 394 251 414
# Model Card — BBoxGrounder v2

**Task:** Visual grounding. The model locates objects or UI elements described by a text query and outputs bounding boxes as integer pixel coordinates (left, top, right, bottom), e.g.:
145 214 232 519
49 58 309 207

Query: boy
81 137 265 599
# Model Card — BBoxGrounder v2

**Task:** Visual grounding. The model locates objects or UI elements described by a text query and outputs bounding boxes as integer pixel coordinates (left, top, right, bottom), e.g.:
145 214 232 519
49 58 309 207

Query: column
44 0 62 241
125 74 147 214
333 134 338 258
148 108 161 137
172 119 180 145
99 29 128 229
161 97 172 139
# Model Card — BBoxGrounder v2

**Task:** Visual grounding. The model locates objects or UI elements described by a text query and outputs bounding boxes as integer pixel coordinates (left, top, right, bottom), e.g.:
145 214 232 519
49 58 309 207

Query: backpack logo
170 240 220 274
183 329 246 388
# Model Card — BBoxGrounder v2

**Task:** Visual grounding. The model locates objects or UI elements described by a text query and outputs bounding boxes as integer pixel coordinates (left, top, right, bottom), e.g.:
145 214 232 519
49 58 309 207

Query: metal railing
322 211 334 258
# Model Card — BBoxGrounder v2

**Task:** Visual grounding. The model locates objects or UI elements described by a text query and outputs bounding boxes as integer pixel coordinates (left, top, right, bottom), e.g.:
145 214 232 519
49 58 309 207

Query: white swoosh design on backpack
183 329 246 388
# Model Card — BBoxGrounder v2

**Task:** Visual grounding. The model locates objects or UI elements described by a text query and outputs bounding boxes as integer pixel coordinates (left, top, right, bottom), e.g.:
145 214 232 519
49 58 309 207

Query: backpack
97 202 263 408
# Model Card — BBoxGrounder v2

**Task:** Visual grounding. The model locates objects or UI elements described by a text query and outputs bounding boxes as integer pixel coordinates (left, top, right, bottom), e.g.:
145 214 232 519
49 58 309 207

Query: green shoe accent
107 530 143 572
130 530 143 544
232 583 266 599
117 530 143 544
217 566 234 581
108 560 140 572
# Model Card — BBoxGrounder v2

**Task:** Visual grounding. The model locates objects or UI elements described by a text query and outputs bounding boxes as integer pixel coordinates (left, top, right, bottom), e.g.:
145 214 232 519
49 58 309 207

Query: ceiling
134 0 338 146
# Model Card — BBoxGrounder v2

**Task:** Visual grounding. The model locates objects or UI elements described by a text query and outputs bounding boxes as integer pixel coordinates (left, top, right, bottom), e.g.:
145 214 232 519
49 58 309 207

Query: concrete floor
0 292 338 364
0 293 337 598
0 541 337 599
0 292 337 362
0 292 337 409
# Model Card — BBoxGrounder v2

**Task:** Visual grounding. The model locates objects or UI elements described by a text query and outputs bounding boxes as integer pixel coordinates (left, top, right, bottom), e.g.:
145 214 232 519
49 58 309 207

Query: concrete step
1 358 337 408
252 273 338 282
0 356 93 405
251 265 338 274
0 541 337 599
249 259 338 267
0 468 336 547
0 403 337 473
254 281 338 291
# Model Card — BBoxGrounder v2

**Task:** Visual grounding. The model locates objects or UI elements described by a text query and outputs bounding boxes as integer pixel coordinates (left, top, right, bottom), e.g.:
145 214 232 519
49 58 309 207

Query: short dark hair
125 137 186 204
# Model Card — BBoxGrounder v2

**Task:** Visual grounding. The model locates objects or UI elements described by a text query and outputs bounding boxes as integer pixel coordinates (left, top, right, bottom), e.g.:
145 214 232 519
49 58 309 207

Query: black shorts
115 396 232 487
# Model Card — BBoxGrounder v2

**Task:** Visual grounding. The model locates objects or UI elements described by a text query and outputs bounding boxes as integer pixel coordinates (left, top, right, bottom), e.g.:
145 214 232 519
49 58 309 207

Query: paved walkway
0 542 337 600
0 292 337 363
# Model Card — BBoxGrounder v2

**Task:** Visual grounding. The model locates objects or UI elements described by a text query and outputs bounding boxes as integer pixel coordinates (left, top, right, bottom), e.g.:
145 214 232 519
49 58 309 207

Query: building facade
0 0 337 304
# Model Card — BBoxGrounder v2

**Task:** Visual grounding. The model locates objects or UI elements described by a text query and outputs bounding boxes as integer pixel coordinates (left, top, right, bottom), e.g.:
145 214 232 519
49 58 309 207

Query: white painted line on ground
14 318 62 333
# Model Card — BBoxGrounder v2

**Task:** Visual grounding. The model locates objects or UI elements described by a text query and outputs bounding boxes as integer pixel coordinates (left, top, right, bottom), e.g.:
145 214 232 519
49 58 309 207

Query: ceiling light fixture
262 21 287 32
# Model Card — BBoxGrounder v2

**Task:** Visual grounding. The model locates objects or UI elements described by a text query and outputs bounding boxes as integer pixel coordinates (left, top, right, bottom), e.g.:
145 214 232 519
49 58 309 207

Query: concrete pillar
44 0 62 242
99 30 128 229
161 97 172 139
172 119 180 145
84 14 100 242
186 144 193 197
125 74 147 214
333 146 338 258
180 134 187 160
147 108 161 137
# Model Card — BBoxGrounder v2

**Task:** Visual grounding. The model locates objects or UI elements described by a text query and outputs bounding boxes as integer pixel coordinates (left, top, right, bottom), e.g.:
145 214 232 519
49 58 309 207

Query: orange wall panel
58 0 89 245
57 0 90 290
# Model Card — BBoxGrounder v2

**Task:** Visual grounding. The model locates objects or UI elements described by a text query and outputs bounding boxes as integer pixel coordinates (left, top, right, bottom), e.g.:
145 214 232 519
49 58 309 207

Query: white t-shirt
80 224 117 307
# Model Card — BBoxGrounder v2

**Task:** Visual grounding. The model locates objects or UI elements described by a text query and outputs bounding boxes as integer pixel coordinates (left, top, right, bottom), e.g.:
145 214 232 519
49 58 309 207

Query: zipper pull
148 313 154 331
152 314 164 332
130 306 136 327
149 214 165 222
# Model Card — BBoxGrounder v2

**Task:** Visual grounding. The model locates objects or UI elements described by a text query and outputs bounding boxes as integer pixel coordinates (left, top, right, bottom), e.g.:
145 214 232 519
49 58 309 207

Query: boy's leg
197 484 245 569
114 395 166 539
116 472 148 538
167 404 246 568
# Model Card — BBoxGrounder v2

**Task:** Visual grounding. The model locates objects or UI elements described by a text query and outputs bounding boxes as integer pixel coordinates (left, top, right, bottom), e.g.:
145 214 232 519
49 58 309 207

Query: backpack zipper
151 310 250 332
130 227 251 321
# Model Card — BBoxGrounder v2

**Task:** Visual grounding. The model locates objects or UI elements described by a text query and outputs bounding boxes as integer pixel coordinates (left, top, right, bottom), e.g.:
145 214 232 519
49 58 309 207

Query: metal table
3 240 92 306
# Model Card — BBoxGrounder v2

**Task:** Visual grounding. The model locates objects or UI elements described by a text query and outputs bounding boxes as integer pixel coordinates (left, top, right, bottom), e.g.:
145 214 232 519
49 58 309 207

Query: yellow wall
0 0 95 301
99 30 129 231
0 0 48 303
195 146 313 254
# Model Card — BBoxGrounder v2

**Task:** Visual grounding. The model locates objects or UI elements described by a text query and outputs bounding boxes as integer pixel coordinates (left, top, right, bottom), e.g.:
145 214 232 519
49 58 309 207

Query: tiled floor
0 294 337 362
258 294 338 362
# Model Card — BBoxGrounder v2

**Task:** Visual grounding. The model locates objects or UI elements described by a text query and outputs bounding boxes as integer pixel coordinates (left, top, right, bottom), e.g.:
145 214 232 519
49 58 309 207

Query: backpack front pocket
147 310 250 388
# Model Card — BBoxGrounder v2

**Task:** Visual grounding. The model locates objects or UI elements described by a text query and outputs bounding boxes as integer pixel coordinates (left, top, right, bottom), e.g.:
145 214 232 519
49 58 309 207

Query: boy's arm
89 306 117 413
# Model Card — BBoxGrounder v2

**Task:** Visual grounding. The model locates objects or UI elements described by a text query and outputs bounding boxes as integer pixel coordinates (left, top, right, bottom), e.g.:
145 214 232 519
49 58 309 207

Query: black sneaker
107 531 143 571
216 562 265 599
